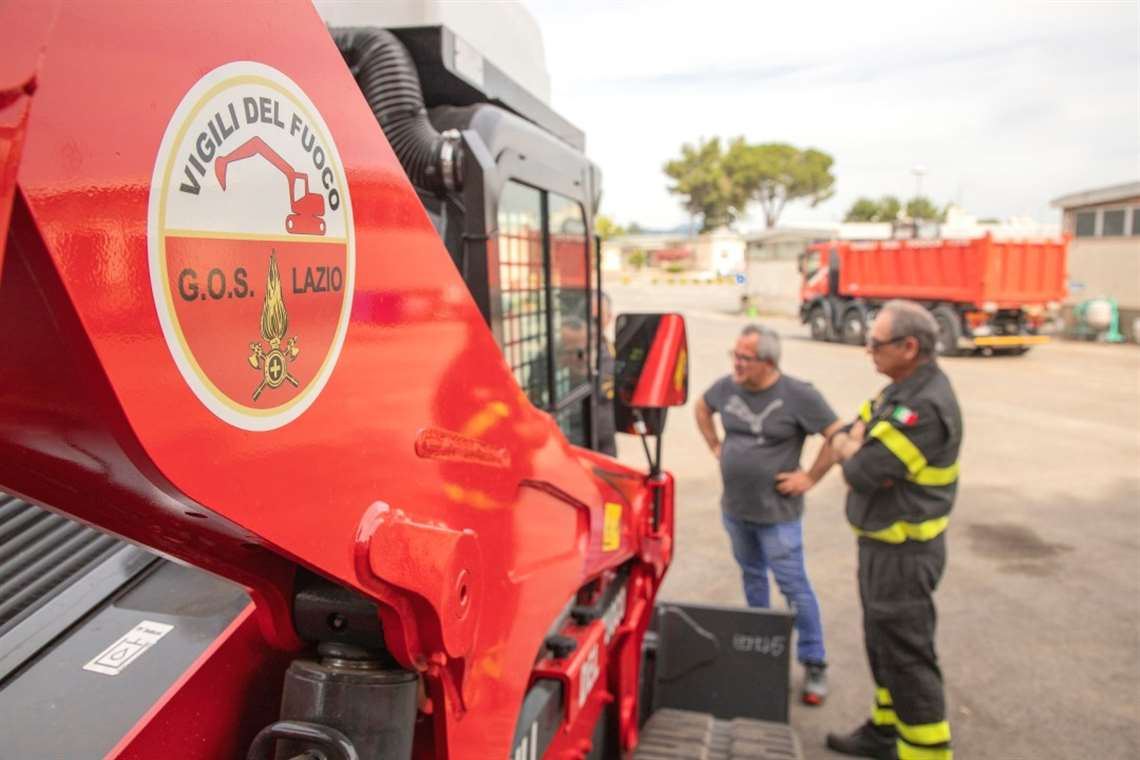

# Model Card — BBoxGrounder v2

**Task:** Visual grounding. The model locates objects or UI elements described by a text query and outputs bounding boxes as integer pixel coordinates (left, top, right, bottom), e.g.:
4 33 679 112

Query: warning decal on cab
603 502 622 552
147 62 354 431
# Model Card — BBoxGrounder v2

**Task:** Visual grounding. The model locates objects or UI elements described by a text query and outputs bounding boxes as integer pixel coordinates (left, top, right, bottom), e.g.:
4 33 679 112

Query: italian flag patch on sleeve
892 405 918 425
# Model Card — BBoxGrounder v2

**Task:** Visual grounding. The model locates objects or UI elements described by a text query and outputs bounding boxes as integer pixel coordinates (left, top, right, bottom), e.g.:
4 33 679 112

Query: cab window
496 181 549 409
799 249 821 278
495 181 593 446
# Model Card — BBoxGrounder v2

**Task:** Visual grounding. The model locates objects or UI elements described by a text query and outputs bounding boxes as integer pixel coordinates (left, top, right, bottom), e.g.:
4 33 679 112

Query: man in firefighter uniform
826 300 961 760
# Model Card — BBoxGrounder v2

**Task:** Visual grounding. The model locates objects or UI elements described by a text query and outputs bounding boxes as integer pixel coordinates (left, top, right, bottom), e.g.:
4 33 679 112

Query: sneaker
801 661 828 706
825 720 897 759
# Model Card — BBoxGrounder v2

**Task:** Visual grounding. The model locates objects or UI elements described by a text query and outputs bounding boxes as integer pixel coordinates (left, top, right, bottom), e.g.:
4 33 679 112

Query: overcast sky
524 0 1139 231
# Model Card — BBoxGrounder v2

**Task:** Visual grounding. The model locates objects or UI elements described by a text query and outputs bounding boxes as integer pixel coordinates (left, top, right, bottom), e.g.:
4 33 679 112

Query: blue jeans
721 513 826 665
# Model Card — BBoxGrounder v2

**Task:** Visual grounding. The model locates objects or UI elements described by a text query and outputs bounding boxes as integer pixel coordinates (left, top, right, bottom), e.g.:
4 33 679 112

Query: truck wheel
841 307 867 346
932 306 961 357
808 305 831 341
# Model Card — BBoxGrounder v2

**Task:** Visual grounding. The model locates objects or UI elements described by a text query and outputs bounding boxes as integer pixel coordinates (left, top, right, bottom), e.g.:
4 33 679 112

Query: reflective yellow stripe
912 462 959 486
871 685 896 725
854 516 950 544
859 399 873 422
898 721 951 746
869 421 959 486
870 421 926 475
871 706 897 726
897 740 953 760
973 334 1049 347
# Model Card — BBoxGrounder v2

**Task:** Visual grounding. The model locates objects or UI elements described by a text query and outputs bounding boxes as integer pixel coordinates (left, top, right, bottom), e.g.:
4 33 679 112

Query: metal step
633 708 802 760
0 492 127 638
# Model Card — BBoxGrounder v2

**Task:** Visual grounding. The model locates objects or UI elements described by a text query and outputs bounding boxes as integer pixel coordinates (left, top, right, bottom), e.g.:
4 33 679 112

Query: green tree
879 195 902 222
663 138 745 232
595 214 625 239
844 197 881 222
843 195 901 223
906 196 943 221
626 249 647 270
726 140 836 228
627 221 645 234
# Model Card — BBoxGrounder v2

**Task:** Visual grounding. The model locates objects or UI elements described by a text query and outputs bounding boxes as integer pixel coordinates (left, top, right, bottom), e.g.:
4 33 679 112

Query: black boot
825 720 897 759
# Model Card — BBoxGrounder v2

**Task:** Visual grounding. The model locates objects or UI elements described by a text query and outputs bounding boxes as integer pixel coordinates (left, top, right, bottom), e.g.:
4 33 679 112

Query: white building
601 228 745 275
1051 181 1140 341
693 228 745 275
940 205 1060 240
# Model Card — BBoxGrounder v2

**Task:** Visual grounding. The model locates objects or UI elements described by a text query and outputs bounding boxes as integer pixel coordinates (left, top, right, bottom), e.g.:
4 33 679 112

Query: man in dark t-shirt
695 324 843 705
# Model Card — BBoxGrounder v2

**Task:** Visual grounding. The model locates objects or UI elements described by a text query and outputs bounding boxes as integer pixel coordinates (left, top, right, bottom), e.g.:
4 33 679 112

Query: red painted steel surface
803 236 1068 307
0 0 59 273
528 470 674 759
534 619 609 733
108 605 291 760
629 314 688 408
0 2 672 757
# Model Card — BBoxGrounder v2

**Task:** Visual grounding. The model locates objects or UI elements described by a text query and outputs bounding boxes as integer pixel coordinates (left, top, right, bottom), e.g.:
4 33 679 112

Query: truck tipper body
799 235 1068 355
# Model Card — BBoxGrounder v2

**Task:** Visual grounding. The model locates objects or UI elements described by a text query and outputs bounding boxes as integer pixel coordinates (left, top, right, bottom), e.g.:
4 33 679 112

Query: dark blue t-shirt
703 374 837 524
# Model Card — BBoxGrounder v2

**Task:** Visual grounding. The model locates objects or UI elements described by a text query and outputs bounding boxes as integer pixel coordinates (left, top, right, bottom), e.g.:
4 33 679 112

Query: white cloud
525 0 1139 229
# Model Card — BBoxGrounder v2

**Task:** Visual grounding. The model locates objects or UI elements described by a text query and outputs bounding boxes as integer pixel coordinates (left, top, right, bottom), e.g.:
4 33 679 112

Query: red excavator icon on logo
215 136 326 236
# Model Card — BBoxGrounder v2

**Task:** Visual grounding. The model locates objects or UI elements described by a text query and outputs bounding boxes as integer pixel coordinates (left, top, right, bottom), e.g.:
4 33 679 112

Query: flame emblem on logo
247 251 300 401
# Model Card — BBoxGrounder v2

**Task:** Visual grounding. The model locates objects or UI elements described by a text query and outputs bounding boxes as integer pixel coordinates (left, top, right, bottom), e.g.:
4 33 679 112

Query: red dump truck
798 235 1068 355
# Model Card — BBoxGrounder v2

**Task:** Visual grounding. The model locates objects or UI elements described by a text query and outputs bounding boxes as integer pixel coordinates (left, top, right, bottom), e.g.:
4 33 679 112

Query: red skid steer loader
0 2 803 757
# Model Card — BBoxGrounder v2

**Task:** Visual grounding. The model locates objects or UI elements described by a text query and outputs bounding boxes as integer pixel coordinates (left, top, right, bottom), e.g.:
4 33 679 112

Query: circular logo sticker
148 62 354 431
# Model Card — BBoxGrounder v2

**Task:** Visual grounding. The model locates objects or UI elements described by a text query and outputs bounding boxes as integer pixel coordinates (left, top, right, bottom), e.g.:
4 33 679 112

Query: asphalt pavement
608 283 1140 760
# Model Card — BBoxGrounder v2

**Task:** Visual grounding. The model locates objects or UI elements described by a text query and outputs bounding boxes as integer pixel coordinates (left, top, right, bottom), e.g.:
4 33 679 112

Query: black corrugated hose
331 27 463 195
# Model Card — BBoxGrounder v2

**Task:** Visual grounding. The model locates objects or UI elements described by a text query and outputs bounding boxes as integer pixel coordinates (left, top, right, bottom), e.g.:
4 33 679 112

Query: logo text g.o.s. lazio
147 62 355 431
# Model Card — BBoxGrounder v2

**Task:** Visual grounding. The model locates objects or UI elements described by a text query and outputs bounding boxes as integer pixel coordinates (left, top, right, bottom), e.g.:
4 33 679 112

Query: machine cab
378 27 610 452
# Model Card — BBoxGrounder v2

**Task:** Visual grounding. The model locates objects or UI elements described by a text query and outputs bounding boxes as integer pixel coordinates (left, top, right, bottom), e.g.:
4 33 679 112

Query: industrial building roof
1051 181 1140 209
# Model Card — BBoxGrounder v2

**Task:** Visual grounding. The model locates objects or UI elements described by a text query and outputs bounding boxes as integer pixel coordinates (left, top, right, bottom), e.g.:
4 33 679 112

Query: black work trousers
859 534 947 728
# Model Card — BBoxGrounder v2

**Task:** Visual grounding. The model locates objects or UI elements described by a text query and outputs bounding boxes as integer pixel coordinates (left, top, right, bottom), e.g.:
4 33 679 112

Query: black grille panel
0 493 125 637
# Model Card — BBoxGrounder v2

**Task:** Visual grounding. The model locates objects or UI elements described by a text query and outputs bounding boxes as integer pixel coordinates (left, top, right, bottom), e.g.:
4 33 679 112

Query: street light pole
911 165 927 199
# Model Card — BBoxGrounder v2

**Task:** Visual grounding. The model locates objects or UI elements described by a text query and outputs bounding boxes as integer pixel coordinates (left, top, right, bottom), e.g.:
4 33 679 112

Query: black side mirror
613 313 688 437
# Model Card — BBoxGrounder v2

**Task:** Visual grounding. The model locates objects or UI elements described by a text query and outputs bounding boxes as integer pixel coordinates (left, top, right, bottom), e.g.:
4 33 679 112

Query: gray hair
740 324 781 366
882 299 938 358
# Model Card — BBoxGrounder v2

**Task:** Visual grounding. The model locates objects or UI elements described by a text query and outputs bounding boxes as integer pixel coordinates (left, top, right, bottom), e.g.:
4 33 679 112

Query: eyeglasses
729 351 762 363
866 336 908 351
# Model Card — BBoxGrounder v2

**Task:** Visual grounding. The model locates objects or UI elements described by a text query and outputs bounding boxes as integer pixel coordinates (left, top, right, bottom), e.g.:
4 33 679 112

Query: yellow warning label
603 502 622 552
